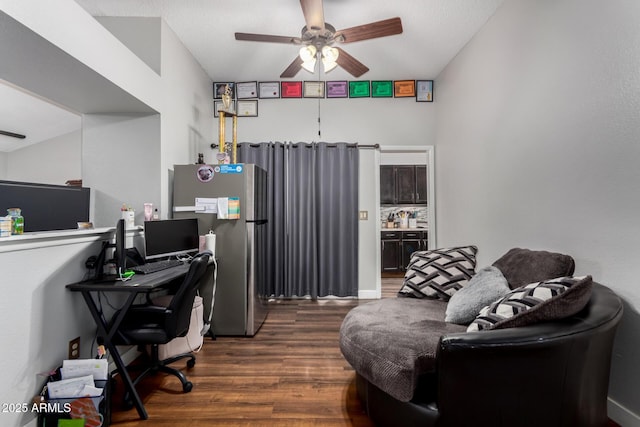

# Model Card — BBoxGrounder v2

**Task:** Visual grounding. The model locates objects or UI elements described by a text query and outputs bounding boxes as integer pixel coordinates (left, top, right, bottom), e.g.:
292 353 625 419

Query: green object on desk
122 270 135 279
58 419 85 427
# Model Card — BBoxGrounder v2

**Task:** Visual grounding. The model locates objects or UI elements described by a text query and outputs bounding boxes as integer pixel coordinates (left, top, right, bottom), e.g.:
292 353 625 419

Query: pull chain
318 55 322 139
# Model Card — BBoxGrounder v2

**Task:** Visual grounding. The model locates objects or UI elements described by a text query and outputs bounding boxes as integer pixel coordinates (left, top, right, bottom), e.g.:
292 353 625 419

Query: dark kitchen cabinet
380 165 427 205
401 231 422 270
396 166 416 204
415 165 428 204
382 230 428 272
380 166 396 205
381 231 401 272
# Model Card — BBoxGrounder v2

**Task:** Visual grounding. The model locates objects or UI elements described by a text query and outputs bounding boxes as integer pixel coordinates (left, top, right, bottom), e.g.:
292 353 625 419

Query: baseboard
608 397 640 426
359 289 381 299
108 346 141 374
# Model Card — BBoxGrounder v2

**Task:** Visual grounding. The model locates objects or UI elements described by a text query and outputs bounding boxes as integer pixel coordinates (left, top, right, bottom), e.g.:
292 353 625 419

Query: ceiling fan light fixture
321 46 339 62
301 58 317 73
299 45 317 61
321 46 339 73
299 45 318 73
322 57 338 73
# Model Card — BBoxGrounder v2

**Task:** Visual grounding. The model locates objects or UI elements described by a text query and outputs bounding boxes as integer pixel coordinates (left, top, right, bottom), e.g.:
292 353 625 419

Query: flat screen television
143 218 199 260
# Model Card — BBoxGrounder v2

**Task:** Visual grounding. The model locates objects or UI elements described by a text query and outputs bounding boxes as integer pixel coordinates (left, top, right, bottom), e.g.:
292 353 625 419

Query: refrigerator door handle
246 219 268 225
173 205 206 213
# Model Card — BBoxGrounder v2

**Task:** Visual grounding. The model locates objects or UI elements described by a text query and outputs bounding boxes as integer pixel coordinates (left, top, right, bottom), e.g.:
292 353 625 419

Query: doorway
378 146 435 284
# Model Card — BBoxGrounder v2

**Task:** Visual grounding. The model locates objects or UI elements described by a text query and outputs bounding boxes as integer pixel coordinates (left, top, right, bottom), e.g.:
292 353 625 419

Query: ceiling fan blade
336 17 403 43
0 130 26 139
280 56 304 78
335 48 369 78
300 0 325 31
235 32 301 44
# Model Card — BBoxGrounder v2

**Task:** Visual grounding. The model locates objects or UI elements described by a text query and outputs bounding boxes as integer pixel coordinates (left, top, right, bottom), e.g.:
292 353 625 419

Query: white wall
435 0 640 424
218 97 435 146
358 148 380 297
82 113 161 227
76 18 213 222
160 20 215 218
380 151 428 165
0 233 110 427
6 130 81 185
96 17 161 75
0 152 7 179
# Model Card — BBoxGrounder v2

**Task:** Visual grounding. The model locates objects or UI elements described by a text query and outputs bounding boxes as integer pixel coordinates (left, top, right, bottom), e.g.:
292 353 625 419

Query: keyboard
130 259 184 274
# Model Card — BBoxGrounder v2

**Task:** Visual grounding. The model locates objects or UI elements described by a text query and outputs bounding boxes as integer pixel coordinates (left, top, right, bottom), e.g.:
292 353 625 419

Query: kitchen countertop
381 227 428 232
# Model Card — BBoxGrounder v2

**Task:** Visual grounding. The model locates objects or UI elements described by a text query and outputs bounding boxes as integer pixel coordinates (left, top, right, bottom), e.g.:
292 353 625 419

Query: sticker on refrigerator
214 164 243 174
196 165 214 182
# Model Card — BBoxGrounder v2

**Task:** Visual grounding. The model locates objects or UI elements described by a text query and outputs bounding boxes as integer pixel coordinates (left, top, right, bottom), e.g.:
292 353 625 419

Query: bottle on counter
7 208 24 235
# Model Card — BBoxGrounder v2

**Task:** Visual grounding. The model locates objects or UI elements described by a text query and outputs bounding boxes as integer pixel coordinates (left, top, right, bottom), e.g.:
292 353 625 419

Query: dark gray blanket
339 298 466 402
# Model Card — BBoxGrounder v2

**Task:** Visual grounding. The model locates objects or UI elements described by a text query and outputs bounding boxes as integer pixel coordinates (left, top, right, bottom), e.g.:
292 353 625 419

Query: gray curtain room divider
238 142 359 298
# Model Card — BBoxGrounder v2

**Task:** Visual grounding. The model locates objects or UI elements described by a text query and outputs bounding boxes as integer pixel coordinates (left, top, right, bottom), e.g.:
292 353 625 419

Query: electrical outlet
68 337 80 359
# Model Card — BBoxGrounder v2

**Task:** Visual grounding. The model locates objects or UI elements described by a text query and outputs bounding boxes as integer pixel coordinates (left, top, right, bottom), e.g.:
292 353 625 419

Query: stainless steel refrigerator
172 163 268 336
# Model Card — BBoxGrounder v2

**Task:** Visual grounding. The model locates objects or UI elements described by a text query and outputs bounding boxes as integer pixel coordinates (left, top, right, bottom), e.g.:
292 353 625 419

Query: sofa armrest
433 283 622 427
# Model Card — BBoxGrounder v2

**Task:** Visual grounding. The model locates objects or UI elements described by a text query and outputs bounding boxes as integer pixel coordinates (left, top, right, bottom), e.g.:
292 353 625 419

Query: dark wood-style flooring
110 278 620 426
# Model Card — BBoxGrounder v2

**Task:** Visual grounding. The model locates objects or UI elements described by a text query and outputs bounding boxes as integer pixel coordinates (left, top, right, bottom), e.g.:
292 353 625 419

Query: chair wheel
183 381 193 392
123 397 134 410
187 359 196 368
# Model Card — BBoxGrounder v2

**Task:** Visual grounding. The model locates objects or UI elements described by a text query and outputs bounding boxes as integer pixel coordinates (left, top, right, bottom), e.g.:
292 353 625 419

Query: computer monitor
143 218 199 260
95 218 127 281
114 218 127 276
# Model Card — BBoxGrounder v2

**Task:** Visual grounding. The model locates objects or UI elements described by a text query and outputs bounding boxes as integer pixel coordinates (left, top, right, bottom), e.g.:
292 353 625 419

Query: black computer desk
66 264 190 420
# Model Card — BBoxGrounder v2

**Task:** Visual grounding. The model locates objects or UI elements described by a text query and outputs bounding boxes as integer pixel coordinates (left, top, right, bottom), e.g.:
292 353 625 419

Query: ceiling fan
235 0 403 78
0 130 26 139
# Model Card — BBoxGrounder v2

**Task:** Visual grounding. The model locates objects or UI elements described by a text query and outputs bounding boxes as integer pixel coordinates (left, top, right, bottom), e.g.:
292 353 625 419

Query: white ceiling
0 0 504 153
0 80 81 153
74 0 504 81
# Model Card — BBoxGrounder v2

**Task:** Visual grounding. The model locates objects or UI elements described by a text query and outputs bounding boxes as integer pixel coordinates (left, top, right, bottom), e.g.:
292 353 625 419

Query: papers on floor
47 359 108 399
47 375 102 399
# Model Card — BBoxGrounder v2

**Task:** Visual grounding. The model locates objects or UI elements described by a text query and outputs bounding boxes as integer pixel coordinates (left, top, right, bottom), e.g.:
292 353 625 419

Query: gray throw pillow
492 248 575 290
467 275 593 332
445 266 510 324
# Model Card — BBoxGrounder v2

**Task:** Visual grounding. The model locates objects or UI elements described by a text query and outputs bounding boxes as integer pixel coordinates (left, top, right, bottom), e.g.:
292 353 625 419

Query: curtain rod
209 143 379 149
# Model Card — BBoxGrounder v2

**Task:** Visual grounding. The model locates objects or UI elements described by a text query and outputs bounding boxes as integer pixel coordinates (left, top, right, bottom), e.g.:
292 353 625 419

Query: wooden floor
110 278 621 426
110 279 402 426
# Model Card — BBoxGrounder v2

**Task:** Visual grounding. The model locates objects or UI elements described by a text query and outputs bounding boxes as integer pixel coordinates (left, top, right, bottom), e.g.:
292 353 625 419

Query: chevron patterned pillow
398 246 478 300
467 275 593 332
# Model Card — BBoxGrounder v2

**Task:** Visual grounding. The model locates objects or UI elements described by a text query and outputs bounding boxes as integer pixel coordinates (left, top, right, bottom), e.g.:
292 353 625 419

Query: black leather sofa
341 249 623 427
354 283 622 427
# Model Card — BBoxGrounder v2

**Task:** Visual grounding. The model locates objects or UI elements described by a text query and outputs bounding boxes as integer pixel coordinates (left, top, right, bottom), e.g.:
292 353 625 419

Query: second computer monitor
143 218 199 260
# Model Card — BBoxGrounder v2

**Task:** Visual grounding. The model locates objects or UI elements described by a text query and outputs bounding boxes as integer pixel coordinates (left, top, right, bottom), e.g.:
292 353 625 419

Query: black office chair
111 251 212 399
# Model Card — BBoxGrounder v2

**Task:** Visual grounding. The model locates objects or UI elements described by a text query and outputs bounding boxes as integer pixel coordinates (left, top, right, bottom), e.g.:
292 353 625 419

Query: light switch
359 210 368 220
